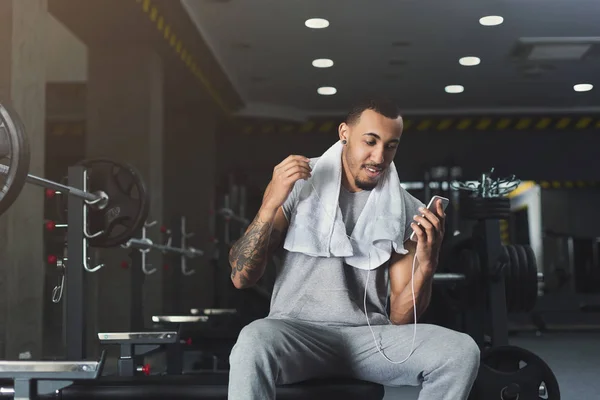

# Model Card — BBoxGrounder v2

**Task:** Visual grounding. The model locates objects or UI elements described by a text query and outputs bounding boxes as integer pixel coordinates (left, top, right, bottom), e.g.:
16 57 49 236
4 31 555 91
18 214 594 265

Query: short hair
344 98 402 126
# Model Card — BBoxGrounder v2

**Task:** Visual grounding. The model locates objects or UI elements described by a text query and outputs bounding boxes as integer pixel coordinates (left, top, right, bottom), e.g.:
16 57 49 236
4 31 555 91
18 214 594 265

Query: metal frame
97 332 177 377
65 166 87 361
129 249 145 332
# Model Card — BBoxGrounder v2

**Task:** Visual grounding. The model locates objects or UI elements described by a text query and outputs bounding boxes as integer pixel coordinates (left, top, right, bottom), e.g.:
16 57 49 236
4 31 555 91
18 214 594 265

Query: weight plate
0 104 30 217
522 245 539 312
471 345 560 400
78 159 150 248
506 245 521 313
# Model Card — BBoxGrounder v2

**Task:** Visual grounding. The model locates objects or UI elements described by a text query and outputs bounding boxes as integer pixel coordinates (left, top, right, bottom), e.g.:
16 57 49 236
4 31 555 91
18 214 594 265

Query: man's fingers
414 215 435 242
411 223 425 241
278 160 311 176
419 206 441 232
276 155 310 170
283 164 312 178
286 170 311 182
435 200 446 219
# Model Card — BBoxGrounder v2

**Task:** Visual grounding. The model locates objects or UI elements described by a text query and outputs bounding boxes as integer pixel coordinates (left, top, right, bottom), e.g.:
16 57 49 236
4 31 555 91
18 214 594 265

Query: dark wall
162 101 219 314
217 125 600 189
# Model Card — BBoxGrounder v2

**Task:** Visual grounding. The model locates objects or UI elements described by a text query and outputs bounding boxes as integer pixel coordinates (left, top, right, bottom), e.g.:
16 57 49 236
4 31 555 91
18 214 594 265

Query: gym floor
382 331 600 399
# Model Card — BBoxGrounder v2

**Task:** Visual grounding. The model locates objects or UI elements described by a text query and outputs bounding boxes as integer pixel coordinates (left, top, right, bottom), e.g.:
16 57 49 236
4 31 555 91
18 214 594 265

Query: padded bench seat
46 374 385 400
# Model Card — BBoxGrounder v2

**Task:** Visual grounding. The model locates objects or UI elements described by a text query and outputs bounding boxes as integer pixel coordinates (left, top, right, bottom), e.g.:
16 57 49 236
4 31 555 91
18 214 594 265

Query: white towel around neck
282 140 409 270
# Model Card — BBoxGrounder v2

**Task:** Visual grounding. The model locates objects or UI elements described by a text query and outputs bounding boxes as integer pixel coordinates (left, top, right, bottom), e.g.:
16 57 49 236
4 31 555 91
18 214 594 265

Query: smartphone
409 195 450 242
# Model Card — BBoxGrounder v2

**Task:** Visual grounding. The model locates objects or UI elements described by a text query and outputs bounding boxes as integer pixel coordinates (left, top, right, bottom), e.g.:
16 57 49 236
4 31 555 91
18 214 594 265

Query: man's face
339 109 403 191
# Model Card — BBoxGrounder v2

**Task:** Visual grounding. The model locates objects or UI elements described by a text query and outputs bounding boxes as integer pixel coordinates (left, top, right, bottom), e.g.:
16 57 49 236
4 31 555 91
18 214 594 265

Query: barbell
0 103 150 247
124 237 203 259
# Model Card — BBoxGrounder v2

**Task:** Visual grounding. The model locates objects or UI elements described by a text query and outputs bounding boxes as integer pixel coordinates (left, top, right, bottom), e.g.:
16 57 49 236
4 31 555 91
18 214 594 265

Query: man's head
338 99 403 192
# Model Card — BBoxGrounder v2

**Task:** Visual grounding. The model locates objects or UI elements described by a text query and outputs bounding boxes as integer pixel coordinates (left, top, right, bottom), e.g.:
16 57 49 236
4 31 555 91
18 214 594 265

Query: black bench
51 374 385 400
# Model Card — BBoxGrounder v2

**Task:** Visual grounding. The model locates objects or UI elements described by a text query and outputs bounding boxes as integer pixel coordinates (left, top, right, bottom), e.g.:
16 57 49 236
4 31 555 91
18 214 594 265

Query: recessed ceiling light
445 85 464 94
479 16 504 26
574 83 593 92
305 18 329 29
312 58 334 68
459 56 481 66
317 86 337 95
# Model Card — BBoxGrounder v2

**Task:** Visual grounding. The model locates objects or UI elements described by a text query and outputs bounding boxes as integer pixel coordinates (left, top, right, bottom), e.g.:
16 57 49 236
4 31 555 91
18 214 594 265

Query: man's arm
388 241 435 324
229 205 289 289
389 199 446 324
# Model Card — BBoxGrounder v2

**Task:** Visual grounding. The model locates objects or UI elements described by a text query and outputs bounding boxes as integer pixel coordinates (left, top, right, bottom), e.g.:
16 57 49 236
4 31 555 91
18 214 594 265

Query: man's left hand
410 199 446 274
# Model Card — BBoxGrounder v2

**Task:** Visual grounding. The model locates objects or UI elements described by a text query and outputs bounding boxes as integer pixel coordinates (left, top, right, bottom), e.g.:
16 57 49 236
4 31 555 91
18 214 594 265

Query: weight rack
44 165 115 360
65 165 97 361
123 217 204 316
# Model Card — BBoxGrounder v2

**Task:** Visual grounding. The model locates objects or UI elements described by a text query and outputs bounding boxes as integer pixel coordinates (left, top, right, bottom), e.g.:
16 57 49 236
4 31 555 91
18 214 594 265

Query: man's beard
355 177 377 190
354 168 382 191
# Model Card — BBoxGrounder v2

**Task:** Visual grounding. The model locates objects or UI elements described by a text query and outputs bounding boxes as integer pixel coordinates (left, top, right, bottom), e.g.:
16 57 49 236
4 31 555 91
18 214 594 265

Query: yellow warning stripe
135 0 230 114
239 115 600 135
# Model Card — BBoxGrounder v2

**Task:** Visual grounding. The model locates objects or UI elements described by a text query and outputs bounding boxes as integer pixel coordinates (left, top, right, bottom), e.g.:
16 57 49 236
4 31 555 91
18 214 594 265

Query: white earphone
305 180 418 364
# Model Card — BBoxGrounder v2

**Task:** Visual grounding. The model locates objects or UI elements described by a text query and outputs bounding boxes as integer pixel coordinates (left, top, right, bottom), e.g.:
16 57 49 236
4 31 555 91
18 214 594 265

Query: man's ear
338 122 349 142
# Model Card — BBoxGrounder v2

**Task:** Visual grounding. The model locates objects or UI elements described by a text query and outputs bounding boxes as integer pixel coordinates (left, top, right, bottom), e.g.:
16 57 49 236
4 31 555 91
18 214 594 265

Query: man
227 99 480 400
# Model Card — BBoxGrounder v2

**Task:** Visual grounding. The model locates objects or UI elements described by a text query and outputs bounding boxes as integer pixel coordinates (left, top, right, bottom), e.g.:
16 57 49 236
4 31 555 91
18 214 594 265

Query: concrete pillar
162 103 218 313
86 45 164 343
0 0 47 359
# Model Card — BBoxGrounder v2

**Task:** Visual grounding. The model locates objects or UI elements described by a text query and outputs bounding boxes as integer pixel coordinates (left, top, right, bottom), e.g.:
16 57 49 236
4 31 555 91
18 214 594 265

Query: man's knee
230 319 283 366
450 332 480 374
420 326 480 374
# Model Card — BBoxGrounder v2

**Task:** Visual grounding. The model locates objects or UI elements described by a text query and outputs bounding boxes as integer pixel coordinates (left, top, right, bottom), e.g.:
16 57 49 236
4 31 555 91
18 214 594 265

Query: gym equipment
0 104 29 216
97 331 181 377
123 218 202 276
1 102 151 361
0 352 106 400
0 103 149 247
440 240 542 313
470 345 559 400
76 158 149 248
31 375 385 399
446 169 561 398
151 310 242 374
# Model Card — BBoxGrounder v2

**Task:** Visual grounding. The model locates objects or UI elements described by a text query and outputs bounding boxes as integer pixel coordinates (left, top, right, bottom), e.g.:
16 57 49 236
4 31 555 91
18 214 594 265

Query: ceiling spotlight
479 16 504 26
459 56 481 66
574 83 593 92
305 18 329 29
317 86 337 95
445 85 464 94
312 58 334 68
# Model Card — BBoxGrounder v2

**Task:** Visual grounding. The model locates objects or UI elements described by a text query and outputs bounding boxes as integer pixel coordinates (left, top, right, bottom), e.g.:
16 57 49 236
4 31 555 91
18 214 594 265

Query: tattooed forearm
229 212 283 289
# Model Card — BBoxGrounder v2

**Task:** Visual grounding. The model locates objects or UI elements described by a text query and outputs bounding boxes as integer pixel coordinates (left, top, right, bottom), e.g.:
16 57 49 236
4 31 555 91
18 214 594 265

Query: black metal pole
66 166 86 360
129 249 145 332
480 219 510 347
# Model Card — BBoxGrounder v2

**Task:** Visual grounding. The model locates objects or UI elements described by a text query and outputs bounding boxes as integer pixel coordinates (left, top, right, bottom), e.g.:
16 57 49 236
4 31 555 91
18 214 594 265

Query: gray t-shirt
267 162 424 327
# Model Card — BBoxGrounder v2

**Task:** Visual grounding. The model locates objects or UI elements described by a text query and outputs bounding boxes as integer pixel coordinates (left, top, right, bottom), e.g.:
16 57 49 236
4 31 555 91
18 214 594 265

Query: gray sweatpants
228 318 480 400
